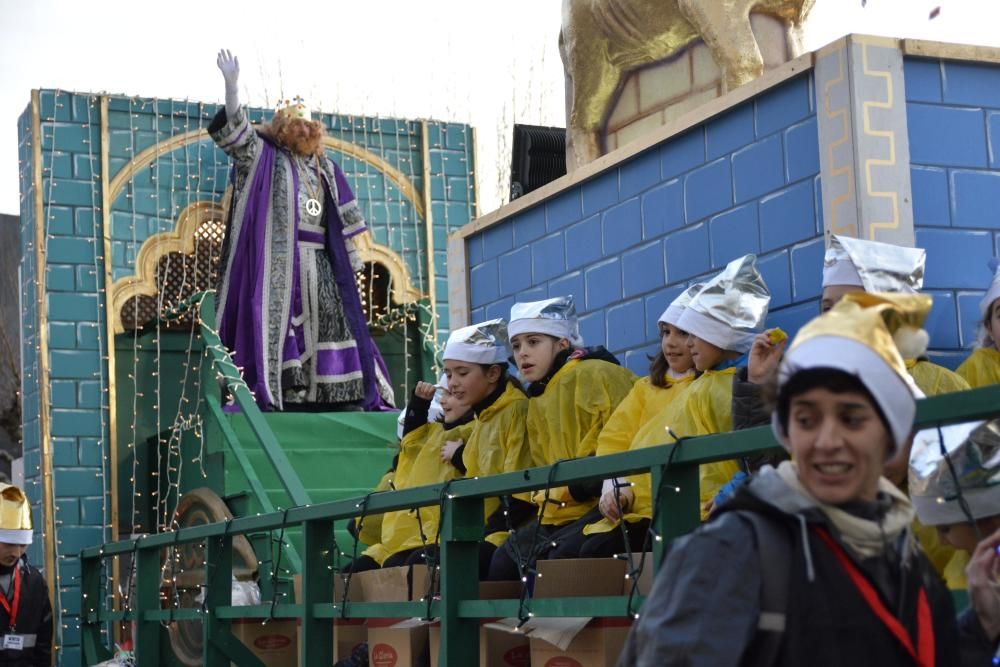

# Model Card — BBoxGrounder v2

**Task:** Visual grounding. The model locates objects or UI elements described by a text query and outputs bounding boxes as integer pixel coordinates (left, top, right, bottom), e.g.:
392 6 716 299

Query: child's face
511 333 569 383
0 542 26 567
987 298 1000 345
686 334 727 371
444 360 500 407
438 388 471 423
661 324 694 374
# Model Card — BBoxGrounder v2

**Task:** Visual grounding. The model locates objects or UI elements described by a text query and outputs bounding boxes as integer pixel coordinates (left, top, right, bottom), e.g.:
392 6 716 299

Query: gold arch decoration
109 200 423 334
107 128 426 220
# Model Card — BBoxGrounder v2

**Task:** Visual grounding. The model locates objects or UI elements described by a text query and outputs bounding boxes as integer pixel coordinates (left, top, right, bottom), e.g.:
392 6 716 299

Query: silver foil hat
980 258 1000 319
676 254 770 353
658 283 704 328
444 319 509 364
825 235 925 293
508 296 582 346
909 418 1000 526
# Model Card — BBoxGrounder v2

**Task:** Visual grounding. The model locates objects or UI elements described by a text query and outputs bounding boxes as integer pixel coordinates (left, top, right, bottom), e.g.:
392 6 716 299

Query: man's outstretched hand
217 49 240 89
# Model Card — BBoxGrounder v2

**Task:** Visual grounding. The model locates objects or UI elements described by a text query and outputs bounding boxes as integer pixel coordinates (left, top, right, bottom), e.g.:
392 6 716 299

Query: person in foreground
0 484 52 667
618 292 963 666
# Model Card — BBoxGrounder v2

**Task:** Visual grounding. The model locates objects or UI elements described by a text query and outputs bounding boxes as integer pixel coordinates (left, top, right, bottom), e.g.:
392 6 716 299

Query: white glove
216 49 241 117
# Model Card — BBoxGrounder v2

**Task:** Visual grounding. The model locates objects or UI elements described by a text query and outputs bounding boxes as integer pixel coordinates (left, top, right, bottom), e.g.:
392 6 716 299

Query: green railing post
651 453 700 563
133 546 161 665
203 533 233 667
440 495 483 666
80 553 112 664
301 518 335 667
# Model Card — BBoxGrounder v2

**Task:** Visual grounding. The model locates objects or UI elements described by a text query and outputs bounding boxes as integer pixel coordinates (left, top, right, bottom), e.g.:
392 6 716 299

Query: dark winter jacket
731 367 788 472
618 465 964 666
0 559 53 667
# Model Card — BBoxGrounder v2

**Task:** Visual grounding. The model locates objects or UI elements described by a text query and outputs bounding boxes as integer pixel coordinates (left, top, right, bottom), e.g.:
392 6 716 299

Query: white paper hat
676 255 770 354
909 418 1000 526
822 235 925 293
658 283 704 328
443 319 509 364
508 296 583 346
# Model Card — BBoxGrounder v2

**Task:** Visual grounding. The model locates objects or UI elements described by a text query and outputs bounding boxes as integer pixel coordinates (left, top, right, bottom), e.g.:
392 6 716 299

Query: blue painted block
665 223 710 282
758 250 792 309
483 223 513 260
790 236 825 302
755 76 811 138
814 175 824 233
644 284 685 333
620 149 661 199
547 188 583 230
56 524 105 552
47 264 75 292
924 290 961 349
709 204 759 269
603 198 642 255
957 291 987 347
916 228 994 289
907 103 987 168
685 158 733 223
485 296 516 322
565 215 603 270
625 344 660 376
53 438 78 467
582 169 619 216
78 438 104 468
606 298 647 351
766 300 820 340
75 266 98 292
759 180 816 252
48 293 98 322
660 128 706 179
52 465 104 496
623 241 666 298
579 310 607 348
467 235 484 266
48 205 74 235
47 237 96 264
942 61 1000 108
77 381 101 409
951 170 1000 229
928 351 967 372
469 259 499 307
784 118 820 183
532 232 566 283
911 167 950 227
733 135 784 203
51 381 76 408
470 307 486 322
513 207 546 245
49 322 76 349
904 58 943 103
706 104 754 160
499 246 533 296
641 179 684 239
80 495 106 524
50 350 99 380
517 286 548 303
987 112 1000 169
56 498 80 525
76 323 100 351
585 257 622 310
74 153 95 180
548 271 585 303
47 178 95 207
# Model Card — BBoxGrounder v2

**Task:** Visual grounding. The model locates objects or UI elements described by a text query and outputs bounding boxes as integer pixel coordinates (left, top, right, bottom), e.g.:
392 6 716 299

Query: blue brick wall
904 57 1000 365
467 74 823 376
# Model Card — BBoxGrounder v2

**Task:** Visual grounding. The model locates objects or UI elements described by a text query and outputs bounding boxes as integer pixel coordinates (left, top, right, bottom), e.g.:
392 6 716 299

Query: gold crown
275 96 311 121
0 483 32 532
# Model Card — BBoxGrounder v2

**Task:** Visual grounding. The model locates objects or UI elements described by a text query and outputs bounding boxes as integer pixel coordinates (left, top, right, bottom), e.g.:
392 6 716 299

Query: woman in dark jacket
619 293 969 666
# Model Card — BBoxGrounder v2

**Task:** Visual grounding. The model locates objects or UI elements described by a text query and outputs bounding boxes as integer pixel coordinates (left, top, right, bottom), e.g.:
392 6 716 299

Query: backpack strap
737 510 792 667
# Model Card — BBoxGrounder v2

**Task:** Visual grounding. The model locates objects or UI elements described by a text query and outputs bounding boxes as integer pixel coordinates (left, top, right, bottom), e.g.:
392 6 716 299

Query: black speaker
510 124 567 200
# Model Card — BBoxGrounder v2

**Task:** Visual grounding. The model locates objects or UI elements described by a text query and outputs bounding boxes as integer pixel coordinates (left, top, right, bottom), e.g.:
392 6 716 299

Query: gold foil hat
909 418 1000 526
444 319 509 364
823 235 925 293
676 254 770 354
274 96 312 121
658 283 703 328
774 292 931 451
0 483 33 545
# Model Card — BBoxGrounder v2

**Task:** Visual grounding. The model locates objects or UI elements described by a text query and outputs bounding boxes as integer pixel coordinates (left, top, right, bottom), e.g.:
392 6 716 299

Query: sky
3 0 1000 218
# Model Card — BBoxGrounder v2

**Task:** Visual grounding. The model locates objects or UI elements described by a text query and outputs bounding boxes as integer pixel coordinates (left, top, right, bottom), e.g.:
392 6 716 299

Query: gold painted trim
820 39 856 237
420 121 439 350
108 201 422 333
902 38 1000 65
99 97 122 626
860 42 901 238
31 89 58 619
106 128 426 221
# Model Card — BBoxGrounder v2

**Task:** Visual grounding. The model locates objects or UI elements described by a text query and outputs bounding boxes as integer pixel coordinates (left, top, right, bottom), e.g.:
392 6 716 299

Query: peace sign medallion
305 198 322 217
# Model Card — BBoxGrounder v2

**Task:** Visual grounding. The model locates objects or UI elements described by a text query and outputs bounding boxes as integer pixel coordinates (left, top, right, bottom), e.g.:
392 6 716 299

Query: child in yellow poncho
957 260 1000 388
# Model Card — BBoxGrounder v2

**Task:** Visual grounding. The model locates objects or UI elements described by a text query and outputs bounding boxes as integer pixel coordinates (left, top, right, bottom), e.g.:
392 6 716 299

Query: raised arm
217 49 241 117
208 48 259 167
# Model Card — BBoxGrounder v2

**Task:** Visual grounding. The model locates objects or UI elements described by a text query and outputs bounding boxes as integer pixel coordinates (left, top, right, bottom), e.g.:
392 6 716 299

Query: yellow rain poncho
585 372 695 535
626 367 739 520
956 347 1000 388
355 468 395 548
364 419 476 564
461 380 531 546
527 359 637 525
905 358 970 395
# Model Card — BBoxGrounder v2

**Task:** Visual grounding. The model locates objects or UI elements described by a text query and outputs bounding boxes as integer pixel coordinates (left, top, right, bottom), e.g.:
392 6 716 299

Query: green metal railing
81 367 1000 665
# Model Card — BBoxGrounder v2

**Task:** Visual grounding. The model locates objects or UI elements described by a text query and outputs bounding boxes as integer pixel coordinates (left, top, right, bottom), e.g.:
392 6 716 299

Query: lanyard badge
0 566 21 632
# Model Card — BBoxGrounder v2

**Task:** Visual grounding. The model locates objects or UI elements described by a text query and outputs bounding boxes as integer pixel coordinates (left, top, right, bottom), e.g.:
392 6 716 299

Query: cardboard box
353 564 436 602
627 552 654 597
292 574 365 661
368 618 429 667
231 618 298 667
428 582 529 667
529 618 631 667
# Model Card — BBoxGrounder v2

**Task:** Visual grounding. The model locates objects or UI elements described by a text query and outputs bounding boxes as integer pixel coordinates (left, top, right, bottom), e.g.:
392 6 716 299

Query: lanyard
813 526 934 667
0 567 21 631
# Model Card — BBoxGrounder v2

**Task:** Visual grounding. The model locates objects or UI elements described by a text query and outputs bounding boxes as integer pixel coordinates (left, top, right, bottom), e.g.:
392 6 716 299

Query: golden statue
560 0 815 166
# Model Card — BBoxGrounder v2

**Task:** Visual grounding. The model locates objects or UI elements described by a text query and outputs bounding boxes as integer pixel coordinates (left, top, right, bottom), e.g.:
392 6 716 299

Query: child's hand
441 439 463 464
599 479 633 522
414 381 436 401
748 329 787 384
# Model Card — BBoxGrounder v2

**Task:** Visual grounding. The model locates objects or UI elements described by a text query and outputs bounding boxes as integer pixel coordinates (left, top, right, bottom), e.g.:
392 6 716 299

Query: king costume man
209 49 395 412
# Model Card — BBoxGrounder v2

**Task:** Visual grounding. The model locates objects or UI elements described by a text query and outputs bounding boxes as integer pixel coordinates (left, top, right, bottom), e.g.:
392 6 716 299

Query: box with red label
528 618 631 667
428 581 530 667
231 618 298 667
367 617 430 667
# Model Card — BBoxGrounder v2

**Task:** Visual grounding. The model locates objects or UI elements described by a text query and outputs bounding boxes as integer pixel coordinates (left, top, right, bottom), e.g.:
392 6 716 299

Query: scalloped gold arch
109 200 423 334
107 129 425 220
